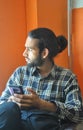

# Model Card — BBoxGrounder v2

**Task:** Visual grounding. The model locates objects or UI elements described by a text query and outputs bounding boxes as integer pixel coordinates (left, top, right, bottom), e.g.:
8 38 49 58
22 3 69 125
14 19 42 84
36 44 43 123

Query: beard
27 54 45 68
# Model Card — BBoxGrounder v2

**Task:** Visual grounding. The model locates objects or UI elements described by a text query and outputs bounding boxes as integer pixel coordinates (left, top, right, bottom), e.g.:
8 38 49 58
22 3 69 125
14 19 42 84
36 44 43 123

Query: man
0 28 82 130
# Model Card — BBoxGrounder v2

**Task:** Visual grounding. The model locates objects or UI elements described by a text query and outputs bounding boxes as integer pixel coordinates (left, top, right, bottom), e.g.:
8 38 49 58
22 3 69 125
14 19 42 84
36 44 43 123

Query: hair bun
57 35 68 53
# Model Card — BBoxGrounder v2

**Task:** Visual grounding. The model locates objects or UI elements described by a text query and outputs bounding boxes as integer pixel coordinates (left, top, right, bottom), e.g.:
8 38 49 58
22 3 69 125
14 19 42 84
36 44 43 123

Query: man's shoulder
54 65 76 77
15 65 28 71
13 65 30 74
14 65 35 74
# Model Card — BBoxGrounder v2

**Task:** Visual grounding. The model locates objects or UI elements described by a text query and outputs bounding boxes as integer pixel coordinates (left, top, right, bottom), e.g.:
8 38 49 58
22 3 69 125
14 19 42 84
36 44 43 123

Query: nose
23 48 28 57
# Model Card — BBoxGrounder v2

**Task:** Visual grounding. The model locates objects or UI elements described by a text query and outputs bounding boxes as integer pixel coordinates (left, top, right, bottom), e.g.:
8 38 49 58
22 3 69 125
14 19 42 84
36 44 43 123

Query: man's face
23 37 45 67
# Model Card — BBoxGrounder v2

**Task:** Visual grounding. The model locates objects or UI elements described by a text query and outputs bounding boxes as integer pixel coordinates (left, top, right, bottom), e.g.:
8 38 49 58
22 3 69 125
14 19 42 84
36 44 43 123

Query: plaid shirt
0 65 82 122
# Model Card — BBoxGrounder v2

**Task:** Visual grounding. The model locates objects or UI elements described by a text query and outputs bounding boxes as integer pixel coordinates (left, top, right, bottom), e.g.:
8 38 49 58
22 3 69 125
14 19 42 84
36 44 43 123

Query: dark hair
28 28 67 59
57 35 68 53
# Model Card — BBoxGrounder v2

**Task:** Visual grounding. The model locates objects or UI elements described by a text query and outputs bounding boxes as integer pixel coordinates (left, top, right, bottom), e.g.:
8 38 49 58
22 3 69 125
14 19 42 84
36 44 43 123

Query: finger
14 93 32 100
14 93 24 98
14 97 32 105
8 95 14 101
18 103 32 109
13 94 32 104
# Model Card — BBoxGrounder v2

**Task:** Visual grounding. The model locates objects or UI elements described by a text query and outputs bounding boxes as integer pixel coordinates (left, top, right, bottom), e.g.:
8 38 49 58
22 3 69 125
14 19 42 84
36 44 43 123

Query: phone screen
8 86 23 95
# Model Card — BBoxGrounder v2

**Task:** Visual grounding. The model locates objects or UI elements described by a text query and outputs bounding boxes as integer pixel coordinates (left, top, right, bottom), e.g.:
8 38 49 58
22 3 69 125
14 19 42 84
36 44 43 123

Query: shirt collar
29 66 37 75
28 64 57 79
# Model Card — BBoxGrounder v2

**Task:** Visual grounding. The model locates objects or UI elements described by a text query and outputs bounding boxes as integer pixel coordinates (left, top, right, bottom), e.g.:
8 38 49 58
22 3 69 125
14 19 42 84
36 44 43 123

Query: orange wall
0 0 27 93
72 8 83 95
0 0 68 94
26 0 38 31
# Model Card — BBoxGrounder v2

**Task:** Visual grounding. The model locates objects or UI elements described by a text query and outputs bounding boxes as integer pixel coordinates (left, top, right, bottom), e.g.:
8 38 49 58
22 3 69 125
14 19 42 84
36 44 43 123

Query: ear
42 48 49 59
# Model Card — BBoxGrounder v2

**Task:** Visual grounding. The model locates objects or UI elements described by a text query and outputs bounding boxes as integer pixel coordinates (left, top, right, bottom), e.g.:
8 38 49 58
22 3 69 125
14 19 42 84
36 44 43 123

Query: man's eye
27 48 32 51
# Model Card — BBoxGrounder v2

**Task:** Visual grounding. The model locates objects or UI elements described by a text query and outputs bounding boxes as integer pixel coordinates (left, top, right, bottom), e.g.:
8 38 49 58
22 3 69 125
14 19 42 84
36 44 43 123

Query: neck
37 60 53 76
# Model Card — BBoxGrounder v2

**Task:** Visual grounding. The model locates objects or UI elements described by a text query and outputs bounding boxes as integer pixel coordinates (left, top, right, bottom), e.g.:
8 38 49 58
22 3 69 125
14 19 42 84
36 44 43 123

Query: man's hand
8 88 57 112
8 88 40 109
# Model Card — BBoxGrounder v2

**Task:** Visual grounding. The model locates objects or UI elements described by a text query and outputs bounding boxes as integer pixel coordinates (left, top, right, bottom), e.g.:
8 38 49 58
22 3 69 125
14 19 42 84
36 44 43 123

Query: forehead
25 37 39 48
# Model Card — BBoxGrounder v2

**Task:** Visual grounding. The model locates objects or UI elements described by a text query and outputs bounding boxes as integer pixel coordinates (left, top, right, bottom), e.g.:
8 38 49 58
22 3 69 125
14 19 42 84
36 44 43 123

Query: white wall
72 0 83 9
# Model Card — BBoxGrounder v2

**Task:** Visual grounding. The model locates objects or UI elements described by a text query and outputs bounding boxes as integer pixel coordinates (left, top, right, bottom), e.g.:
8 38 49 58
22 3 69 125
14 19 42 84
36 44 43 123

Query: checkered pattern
0 64 82 122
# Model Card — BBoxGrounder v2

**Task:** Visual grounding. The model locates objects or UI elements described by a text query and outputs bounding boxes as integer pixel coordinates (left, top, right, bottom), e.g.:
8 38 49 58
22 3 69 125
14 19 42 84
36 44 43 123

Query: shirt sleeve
55 75 83 123
0 67 23 103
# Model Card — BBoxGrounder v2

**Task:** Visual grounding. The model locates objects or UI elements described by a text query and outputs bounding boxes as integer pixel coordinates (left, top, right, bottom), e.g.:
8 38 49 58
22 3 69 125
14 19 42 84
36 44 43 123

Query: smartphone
8 85 24 95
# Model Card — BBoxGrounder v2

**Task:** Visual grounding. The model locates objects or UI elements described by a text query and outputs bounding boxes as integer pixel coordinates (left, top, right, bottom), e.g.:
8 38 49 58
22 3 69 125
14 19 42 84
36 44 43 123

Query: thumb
27 88 36 95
